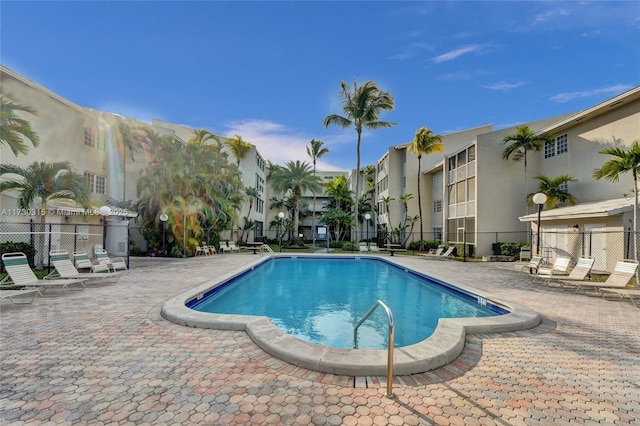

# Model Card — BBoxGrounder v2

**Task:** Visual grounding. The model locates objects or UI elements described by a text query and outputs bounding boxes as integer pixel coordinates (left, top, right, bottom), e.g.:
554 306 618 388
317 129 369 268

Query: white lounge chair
512 255 542 274
359 242 369 253
532 257 571 283
48 250 120 283
227 241 240 252
202 243 216 255
94 249 127 271
558 259 639 292
195 245 206 256
1 252 87 296
547 257 594 286
0 289 38 305
369 242 380 252
600 288 640 307
73 252 111 273
424 245 455 260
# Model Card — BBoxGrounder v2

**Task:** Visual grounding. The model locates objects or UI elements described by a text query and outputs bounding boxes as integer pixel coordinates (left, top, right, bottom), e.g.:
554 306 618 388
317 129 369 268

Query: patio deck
1 253 638 424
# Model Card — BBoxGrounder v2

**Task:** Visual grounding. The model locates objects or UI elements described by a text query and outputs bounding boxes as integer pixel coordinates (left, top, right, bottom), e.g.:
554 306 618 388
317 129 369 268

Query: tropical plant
502 125 554 211
238 186 260 244
593 140 640 261
225 134 252 240
379 196 395 243
0 161 90 266
269 160 322 238
0 88 40 156
527 175 577 208
323 79 397 234
135 129 241 255
409 126 444 250
306 139 329 243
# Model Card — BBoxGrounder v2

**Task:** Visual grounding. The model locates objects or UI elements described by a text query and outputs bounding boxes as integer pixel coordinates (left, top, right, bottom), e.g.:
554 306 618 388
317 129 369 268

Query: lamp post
533 193 547 256
159 214 168 256
364 213 371 243
278 212 284 252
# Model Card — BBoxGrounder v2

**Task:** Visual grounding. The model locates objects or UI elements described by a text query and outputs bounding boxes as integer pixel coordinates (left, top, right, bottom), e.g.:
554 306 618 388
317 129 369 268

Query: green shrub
499 242 523 257
455 243 475 257
408 239 440 251
341 242 358 251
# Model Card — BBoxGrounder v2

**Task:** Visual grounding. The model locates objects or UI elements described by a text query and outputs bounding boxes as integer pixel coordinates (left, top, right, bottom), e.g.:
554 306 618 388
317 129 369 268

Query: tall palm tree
409 126 444 250
269 160 322 238
306 139 329 245
502 125 554 212
593 141 640 261
0 161 90 266
380 195 395 243
527 175 577 209
323 79 397 236
226 135 252 241
0 88 40 156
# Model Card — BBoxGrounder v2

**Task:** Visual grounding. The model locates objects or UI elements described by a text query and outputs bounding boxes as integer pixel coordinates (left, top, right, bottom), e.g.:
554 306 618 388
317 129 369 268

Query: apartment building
375 86 640 259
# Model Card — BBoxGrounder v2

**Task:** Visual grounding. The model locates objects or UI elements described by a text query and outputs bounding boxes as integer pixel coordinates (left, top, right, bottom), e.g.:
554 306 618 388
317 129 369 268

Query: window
545 133 568 158
467 177 476 201
433 200 442 213
433 227 442 241
448 156 456 170
84 172 106 194
559 181 568 194
457 150 467 167
255 175 264 193
468 145 476 162
448 185 455 205
84 128 95 148
456 181 465 203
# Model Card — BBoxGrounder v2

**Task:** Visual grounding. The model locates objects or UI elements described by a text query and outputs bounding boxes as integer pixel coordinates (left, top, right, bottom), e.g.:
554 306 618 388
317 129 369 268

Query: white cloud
531 7 571 26
482 81 526 91
432 45 486 63
222 119 347 171
549 84 634 103
389 42 432 61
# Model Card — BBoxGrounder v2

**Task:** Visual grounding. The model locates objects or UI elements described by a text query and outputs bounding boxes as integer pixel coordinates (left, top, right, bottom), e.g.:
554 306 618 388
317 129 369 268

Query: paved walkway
1 254 638 425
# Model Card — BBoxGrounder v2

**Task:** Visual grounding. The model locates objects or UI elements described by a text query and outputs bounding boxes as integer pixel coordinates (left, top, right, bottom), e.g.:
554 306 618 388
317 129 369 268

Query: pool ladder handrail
353 300 395 398
259 244 275 257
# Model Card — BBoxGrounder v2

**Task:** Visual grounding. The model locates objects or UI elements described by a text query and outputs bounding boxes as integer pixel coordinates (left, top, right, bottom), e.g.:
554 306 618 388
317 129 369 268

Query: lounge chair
94 249 127 271
425 245 455 260
227 242 240 252
599 288 640 307
48 250 120 283
558 259 638 292
547 257 594 286
532 257 571 283
359 242 369 253
202 243 216 255
369 243 380 252
0 289 38 305
1 252 87 296
195 245 206 256
512 255 542 274
73 252 111 273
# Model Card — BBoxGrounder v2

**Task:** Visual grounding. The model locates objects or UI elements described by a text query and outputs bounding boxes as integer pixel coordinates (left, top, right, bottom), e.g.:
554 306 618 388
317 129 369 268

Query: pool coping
161 254 541 376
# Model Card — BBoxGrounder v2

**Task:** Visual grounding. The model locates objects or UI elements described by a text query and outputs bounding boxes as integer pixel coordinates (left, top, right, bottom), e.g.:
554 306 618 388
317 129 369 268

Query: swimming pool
188 257 506 349
162 254 540 376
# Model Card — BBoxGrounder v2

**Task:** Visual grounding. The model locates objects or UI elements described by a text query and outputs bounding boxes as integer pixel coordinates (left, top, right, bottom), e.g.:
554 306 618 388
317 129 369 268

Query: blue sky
2 1 639 171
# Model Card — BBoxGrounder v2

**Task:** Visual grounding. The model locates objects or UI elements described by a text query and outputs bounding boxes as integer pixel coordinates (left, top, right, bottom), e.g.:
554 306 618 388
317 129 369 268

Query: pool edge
161 254 541 376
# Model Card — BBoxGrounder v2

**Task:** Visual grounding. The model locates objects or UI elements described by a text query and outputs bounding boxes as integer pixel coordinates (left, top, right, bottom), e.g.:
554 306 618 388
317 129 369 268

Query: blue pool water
188 257 506 349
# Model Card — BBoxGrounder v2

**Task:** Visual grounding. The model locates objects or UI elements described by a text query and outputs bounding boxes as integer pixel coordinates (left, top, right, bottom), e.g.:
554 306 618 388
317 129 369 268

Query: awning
519 197 635 222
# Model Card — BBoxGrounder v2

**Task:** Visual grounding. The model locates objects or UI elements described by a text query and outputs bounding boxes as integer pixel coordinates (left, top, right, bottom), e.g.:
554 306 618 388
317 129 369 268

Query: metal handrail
353 300 395 397
259 244 275 257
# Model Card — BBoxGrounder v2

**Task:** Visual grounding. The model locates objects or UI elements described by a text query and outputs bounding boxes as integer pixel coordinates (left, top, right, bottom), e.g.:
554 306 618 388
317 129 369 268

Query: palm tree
269 160 322 238
409 126 444 250
239 186 260 244
226 134 252 241
502 125 554 212
0 88 40 156
323 79 397 236
0 161 90 266
593 141 640 261
380 196 395 243
306 139 329 246
527 175 577 209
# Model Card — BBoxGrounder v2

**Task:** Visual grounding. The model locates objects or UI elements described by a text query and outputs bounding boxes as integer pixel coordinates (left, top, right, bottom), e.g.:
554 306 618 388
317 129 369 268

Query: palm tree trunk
417 156 424 251
634 171 638 261
354 131 361 242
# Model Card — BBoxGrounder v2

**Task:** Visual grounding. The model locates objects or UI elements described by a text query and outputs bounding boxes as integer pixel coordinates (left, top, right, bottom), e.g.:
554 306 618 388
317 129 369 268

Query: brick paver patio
1 253 638 425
